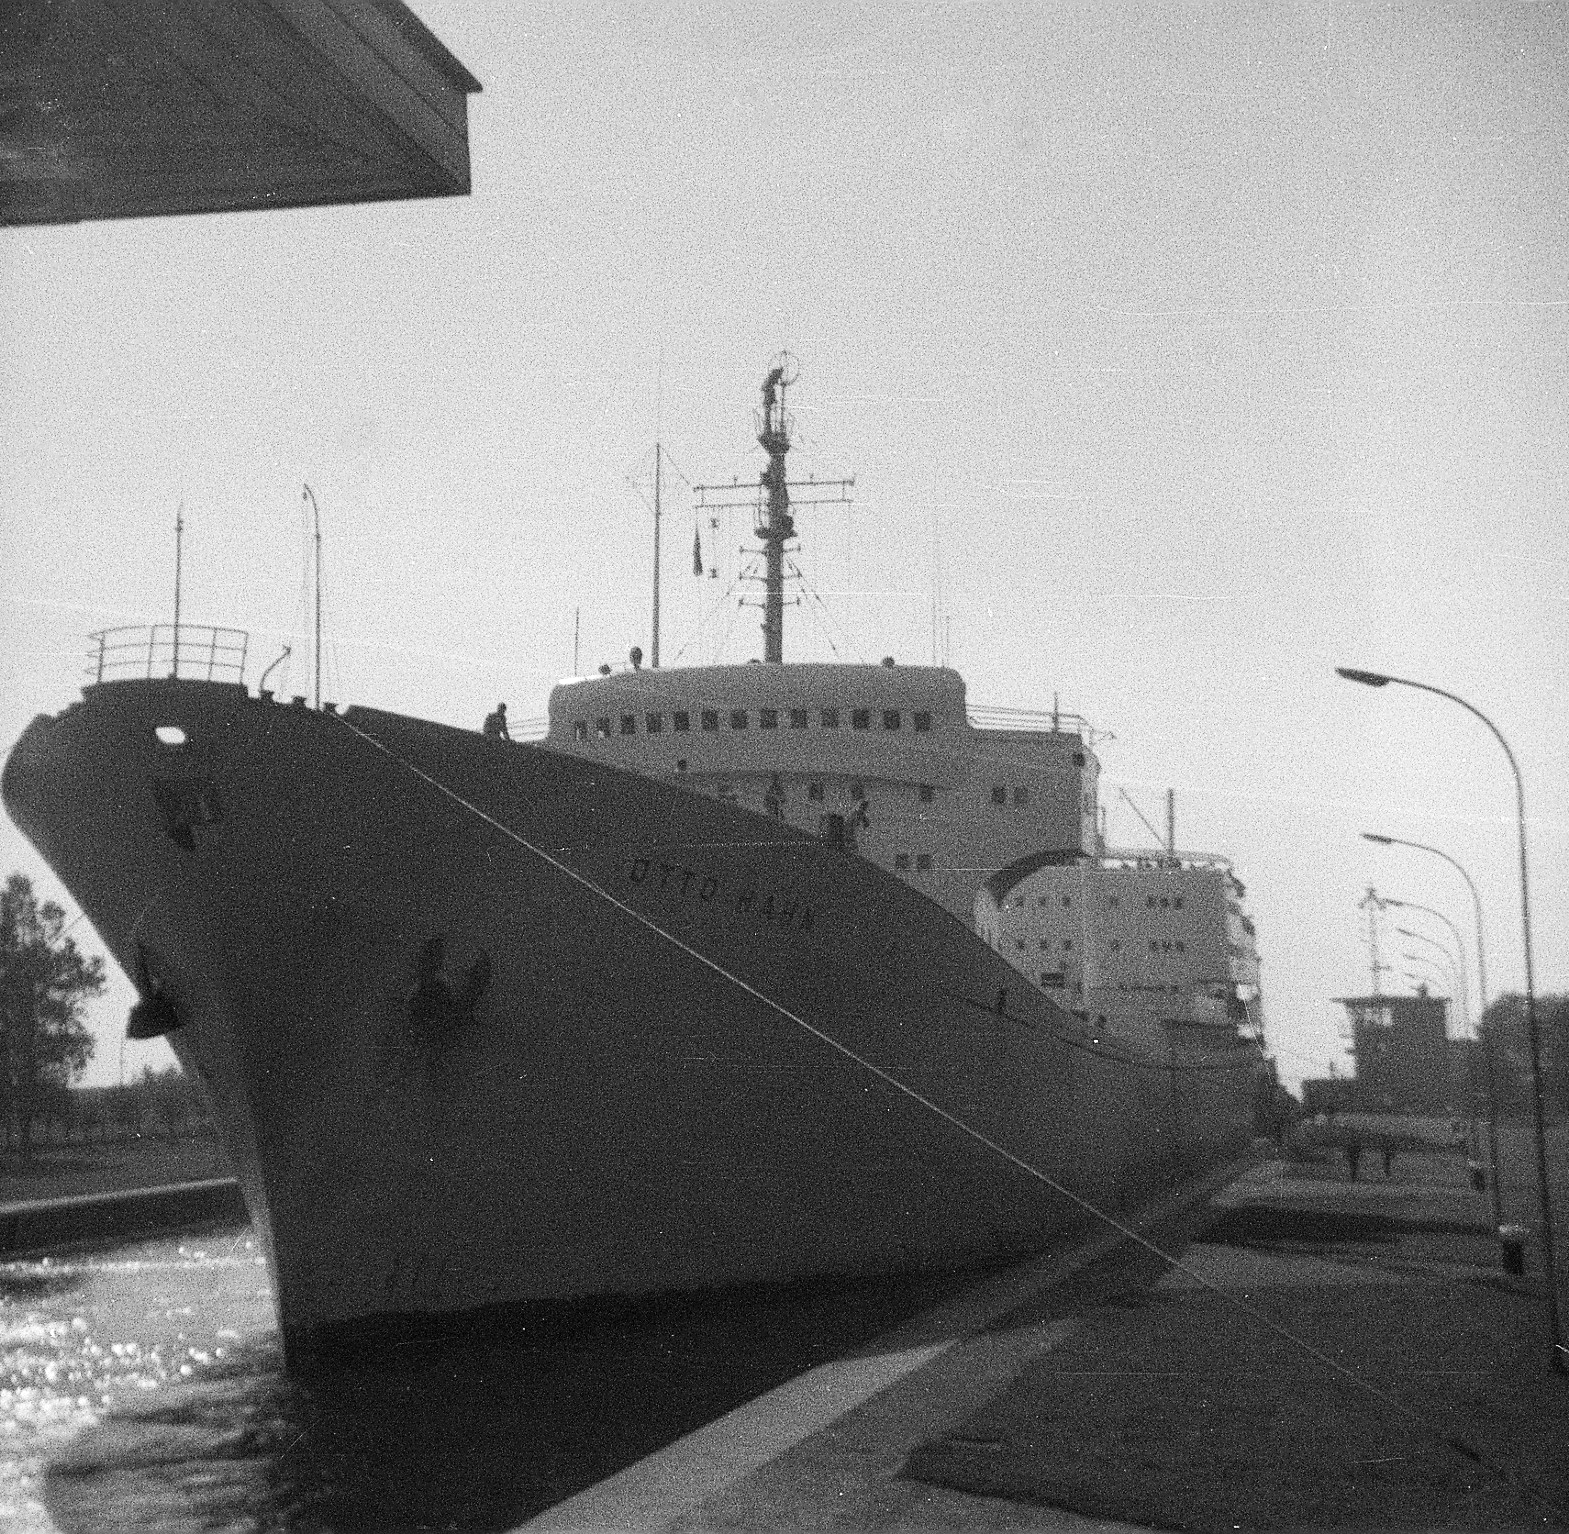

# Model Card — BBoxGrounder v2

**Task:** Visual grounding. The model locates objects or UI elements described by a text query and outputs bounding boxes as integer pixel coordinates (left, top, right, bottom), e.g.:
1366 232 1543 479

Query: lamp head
1362 832 1395 845
1337 667 1392 687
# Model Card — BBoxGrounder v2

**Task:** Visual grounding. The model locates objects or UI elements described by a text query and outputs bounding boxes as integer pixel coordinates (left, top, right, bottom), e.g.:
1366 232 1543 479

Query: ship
2 362 1266 1367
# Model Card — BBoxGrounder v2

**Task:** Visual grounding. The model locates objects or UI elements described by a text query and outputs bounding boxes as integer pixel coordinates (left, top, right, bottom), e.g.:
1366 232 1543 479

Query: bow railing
87 625 249 685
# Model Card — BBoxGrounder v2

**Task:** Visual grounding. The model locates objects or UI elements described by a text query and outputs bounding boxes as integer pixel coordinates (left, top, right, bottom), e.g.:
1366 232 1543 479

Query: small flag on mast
692 524 703 576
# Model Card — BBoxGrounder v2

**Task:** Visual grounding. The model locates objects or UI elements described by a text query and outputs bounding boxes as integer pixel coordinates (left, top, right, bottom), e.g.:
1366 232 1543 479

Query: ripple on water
1 1228 272 1533
8 1227 969 1531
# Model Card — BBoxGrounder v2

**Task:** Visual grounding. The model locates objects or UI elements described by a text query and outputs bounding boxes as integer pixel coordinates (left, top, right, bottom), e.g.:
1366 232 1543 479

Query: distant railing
967 703 1092 736
87 625 249 686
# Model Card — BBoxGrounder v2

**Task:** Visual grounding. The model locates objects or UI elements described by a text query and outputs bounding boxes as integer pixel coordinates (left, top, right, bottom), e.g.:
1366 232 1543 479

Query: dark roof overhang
2 0 480 226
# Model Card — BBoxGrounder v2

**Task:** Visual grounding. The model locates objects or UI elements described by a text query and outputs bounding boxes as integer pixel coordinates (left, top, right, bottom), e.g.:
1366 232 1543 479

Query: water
2 1224 964 1532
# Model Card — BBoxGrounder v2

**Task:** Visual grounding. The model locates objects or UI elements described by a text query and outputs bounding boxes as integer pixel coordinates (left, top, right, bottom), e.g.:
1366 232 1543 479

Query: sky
3 0 1567 1092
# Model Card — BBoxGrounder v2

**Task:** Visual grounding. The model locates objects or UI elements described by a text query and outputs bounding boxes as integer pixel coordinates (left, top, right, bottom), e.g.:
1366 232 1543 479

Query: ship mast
694 356 853 663
302 484 323 708
172 502 184 680
756 367 793 664
651 443 662 668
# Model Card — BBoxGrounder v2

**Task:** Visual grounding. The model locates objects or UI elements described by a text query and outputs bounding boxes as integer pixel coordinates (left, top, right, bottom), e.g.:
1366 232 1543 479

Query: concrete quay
0 1177 245 1258
529 1141 1569 1531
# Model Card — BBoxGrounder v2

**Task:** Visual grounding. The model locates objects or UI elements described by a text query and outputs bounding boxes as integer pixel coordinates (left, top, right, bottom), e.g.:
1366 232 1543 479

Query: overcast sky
3 1 1567 1091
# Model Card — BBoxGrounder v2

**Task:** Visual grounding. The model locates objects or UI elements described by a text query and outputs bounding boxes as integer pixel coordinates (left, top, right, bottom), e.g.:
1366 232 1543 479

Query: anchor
126 944 184 1040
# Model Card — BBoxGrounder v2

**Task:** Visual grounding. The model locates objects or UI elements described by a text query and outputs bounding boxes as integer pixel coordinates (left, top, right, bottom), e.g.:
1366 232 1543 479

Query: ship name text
626 856 815 933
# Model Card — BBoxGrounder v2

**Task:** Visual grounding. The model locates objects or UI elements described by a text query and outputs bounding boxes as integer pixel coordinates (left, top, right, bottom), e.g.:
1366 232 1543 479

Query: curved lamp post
1365 833 1503 1227
1338 667 1563 1374
1394 917 1471 1043
1400 938 1461 1015
1389 909 1470 1028
1397 931 1479 1164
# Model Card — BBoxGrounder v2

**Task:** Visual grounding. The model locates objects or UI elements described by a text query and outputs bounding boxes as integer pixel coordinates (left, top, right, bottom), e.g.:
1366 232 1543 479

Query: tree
0 873 104 1159
1478 992 1569 1117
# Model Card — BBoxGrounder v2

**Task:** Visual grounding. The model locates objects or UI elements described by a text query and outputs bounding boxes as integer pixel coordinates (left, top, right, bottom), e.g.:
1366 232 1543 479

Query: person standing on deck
483 703 510 741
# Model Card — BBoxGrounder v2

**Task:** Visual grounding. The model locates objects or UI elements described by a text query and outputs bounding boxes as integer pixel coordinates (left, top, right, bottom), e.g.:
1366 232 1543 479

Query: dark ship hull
4 677 1260 1362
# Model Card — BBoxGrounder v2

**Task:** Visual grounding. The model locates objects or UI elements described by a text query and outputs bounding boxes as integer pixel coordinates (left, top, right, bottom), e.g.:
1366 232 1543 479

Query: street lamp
1339 666 1563 1374
1364 832 1502 1226
1401 939 1460 1009
1392 916 1470 1030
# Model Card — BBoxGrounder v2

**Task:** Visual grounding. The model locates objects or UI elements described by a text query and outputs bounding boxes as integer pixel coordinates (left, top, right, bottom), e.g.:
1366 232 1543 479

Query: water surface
3 1225 963 1531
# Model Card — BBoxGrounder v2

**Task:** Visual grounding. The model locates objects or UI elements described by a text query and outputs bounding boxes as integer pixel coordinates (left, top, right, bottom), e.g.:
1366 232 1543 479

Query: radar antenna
693 357 853 663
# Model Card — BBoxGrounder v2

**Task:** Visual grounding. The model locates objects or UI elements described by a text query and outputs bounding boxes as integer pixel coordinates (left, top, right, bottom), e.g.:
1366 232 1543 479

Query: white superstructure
546 661 1100 927
975 854 1264 1047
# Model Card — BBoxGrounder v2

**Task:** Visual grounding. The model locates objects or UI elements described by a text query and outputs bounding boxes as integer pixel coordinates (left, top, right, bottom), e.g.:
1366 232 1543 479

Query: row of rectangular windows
573 707 935 740
701 780 938 804
1018 937 1191 955
892 853 935 871
1009 893 1185 910
1029 937 1187 954
1039 973 1183 997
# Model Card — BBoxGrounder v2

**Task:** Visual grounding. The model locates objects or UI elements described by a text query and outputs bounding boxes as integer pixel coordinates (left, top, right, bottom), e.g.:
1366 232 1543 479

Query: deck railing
967 704 1092 736
87 625 249 686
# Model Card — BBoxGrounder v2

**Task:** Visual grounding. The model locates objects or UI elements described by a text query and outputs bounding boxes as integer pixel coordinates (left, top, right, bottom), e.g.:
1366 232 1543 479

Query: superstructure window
730 710 748 729
1109 939 1121 952
1061 895 1072 908
1174 897 1184 909
883 710 901 730
821 708 839 728
1063 939 1073 951
646 713 663 734
673 711 690 732
620 715 636 735
919 785 934 804
991 786 1006 806
1039 938 1052 951
1107 895 1120 909
760 708 778 730
852 708 871 730
789 708 808 729
572 721 587 741
808 782 824 802
595 717 611 739
894 853 911 870
913 711 931 733
1013 786 1030 806
702 710 719 732
916 853 933 871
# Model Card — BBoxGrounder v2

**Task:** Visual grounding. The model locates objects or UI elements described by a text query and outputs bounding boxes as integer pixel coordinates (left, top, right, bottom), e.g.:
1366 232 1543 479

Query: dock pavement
531 1141 1569 1531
